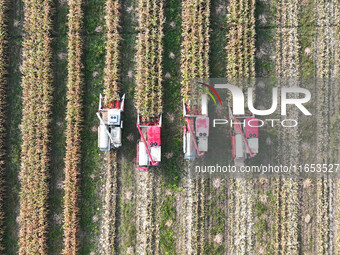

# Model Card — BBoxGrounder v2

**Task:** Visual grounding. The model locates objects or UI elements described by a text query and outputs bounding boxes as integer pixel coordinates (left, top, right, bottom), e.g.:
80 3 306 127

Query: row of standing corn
62 0 84 254
226 0 255 79
315 0 338 254
180 0 210 254
0 0 6 252
225 0 256 253
135 0 164 253
101 0 121 253
275 0 300 254
18 0 53 254
135 0 164 121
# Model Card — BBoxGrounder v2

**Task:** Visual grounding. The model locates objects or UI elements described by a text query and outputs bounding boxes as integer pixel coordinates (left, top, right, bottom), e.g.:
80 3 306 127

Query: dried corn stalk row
62 0 84 254
315 1 338 254
18 0 53 254
135 0 164 120
104 0 121 104
181 0 210 104
0 0 6 252
226 0 255 79
275 0 300 254
101 0 121 253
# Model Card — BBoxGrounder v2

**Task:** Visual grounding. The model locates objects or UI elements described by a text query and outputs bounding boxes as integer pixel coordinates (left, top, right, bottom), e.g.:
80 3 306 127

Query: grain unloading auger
97 93 125 151
228 102 259 166
136 113 162 172
183 93 209 159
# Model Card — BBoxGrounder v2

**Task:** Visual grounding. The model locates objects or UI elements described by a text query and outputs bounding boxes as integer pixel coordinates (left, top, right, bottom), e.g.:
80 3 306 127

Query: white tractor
96 93 125 151
183 94 209 159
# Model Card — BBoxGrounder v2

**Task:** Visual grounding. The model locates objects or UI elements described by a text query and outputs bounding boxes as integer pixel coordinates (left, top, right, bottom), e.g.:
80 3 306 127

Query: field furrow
18 0 53 253
62 0 84 254
0 0 6 251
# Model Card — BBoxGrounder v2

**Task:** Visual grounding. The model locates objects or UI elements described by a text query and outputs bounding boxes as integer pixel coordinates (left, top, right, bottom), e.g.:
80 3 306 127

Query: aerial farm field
0 0 339 254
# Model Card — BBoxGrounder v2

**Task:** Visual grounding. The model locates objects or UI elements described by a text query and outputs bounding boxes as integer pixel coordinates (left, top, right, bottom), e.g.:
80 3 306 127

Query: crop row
225 0 256 253
135 0 164 120
226 0 255 79
181 0 210 253
275 0 300 254
18 0 53 254
315 0 337 253
101 0 121 253
104 0 121 103
181 0 210 104
0 0 6 252
62 0 84 254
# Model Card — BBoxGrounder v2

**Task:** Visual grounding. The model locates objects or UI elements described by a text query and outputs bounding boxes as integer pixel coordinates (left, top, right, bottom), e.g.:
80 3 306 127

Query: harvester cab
136 113 162 172
96 93 125 151
183 93 209 159
228 102 259 166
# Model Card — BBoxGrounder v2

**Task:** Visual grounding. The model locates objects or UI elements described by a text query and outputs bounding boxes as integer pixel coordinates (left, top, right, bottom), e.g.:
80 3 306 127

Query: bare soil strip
0 0 7 251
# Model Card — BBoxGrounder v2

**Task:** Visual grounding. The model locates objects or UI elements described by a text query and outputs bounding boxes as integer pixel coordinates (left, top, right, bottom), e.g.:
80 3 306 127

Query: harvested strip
102 151 118 254
135 0 164 120
62 0 84 254
136 171 154 254
18 0 53 253
0 0 6 251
